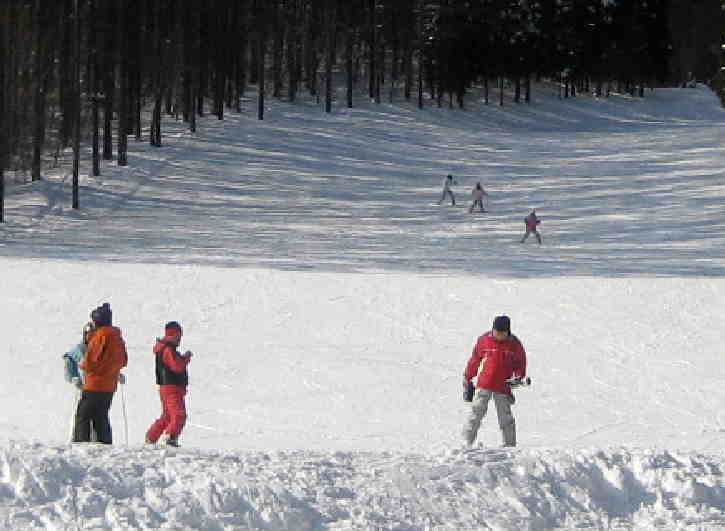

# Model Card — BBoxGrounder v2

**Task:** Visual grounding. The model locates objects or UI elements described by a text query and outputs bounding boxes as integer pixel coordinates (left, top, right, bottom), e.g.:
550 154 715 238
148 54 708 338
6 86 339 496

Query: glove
118 373 126 385
183 350 193 359
71 377 83 389
463 380 475 402
506 376 531 388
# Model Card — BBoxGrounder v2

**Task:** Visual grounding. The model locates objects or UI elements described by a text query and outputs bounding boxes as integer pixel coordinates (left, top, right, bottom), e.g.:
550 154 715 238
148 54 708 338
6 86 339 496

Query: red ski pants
146 385 187 441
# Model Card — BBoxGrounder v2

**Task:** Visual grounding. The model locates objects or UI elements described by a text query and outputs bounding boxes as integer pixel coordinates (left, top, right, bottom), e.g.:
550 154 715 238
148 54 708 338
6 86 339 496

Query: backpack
62 343 85 382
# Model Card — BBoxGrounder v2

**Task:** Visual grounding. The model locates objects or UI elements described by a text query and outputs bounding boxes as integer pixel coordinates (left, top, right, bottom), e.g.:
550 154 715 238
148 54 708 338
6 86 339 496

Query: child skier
145 321 193 447
438 174 456 205
520 209 542 244
63 321 95 441
469 182 488 213
63 321 95 387
73 303 128 444
462 315 527 447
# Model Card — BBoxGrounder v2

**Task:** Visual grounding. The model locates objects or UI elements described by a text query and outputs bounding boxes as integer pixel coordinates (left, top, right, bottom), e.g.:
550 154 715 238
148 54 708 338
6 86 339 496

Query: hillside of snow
1 85 725 529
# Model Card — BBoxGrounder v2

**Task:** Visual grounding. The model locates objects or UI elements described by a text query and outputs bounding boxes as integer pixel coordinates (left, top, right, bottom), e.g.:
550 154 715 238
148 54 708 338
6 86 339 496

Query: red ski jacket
154 334 190 387
464 332 527 394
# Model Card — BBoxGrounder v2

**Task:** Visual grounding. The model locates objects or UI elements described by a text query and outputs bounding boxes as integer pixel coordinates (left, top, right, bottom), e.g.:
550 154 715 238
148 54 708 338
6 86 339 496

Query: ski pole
121 383 129 446
68 387 80 443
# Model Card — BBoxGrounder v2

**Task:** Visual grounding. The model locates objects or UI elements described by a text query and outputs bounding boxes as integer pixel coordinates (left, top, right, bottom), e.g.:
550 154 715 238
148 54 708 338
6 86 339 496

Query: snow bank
2 443 724 530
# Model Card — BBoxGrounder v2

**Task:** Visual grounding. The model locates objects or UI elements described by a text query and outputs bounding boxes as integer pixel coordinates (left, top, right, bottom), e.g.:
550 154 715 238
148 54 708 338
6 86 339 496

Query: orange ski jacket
80 325 128 392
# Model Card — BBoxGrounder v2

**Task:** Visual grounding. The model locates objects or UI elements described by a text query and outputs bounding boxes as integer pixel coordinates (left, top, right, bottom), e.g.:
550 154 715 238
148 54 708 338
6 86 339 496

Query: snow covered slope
1 85 724 529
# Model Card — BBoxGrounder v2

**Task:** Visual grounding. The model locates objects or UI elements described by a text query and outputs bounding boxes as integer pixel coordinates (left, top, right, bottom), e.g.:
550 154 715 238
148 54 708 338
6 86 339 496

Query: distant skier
145 321 193 447
462 315 527 447
469 182 488 213
73 303 128 444
438 174 456 205
520 209 542 244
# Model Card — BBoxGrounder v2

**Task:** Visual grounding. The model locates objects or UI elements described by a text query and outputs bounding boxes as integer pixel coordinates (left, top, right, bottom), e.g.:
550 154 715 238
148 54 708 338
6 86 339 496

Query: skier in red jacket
145 321 192 447
462 315 527 447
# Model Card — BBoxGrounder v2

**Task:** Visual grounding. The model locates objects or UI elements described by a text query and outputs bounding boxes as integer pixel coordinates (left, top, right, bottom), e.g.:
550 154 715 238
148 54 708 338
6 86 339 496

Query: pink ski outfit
521 210 542 244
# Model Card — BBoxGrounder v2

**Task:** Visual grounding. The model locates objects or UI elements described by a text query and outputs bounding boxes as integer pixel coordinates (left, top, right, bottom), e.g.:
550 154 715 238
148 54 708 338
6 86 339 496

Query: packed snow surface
1 85 725 529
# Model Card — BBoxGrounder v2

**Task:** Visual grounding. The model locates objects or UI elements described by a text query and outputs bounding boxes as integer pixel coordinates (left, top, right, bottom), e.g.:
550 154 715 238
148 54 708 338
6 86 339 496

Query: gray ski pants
462 388 516 447
521 229 542 244
438 190 455 205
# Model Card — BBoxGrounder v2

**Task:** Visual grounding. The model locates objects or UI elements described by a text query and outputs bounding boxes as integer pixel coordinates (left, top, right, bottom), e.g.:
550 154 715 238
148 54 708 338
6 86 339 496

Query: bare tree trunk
103 83 113 159
272 2 283 99
235 36 244 111
286 0 298 102
89 0 101 176
134 69 142 140
374 32 382 105
72 0 81 209
346 5 353 108
32 0 49 181
368 0 376 99
257 9 266 121
197 6 207 117
417 3 423 109
190 0 200 132
117 0 128 166
60 11 74 148
0 5 6 222
150 0 162 146
91 95 100 174
213 3 226 120
303 3 319 97
324 2 336 114
404 41 412 101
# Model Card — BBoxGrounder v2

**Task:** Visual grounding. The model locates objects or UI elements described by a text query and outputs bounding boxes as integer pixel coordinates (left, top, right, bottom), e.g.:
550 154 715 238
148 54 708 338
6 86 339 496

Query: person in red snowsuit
462 315 527 447
520 209 542 244
145 321 192 447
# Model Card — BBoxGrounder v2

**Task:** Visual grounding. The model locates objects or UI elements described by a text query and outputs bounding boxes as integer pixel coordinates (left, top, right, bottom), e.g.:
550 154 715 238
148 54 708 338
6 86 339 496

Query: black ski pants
74 390 114 444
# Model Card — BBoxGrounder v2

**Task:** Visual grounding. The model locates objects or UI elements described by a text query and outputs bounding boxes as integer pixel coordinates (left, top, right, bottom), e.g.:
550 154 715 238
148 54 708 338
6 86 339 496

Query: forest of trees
0 0 720 218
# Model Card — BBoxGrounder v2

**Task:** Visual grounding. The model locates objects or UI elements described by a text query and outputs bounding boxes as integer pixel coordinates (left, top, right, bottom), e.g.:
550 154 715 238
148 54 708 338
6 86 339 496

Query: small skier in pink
469 182 488 213
520 209 542 244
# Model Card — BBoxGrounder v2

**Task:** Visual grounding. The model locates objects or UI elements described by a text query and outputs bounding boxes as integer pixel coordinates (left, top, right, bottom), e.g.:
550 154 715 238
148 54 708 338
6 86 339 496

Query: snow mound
2 443 724 530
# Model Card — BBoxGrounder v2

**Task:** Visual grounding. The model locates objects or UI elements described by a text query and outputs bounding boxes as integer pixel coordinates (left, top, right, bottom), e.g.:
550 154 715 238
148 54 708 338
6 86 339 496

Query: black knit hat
165 321 183 334
90 302 112 326
492 315 510 333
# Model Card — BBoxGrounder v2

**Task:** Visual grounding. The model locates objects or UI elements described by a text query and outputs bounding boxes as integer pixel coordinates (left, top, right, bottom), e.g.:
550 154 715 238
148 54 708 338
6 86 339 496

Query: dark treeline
0 0 719 196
